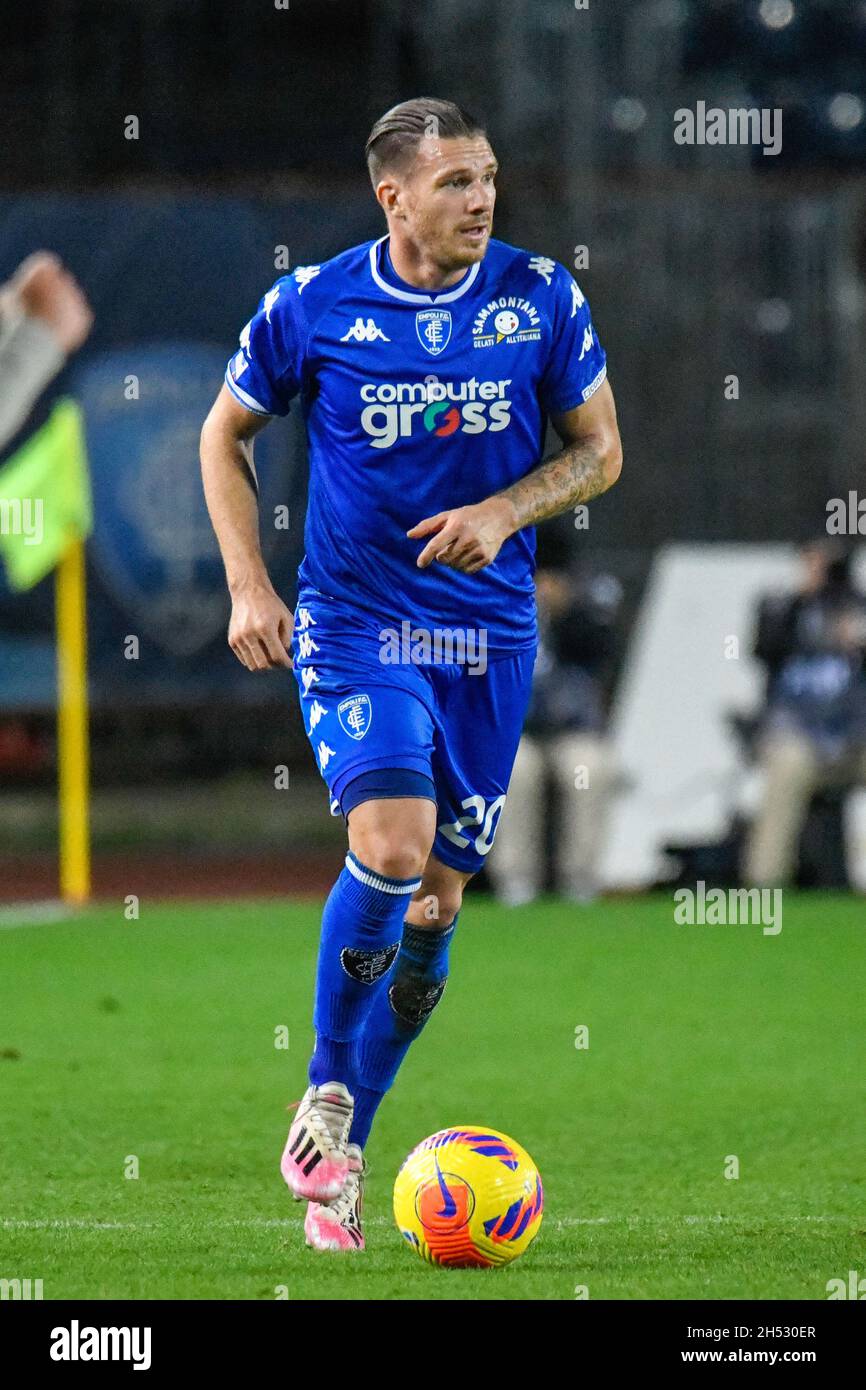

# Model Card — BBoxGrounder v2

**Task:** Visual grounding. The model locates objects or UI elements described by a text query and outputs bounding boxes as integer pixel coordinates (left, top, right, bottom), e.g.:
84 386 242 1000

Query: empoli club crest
338 694 372 740
416 309 452 356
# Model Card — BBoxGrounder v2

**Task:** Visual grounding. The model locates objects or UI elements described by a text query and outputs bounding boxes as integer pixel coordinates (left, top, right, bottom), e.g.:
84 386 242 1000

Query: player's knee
415 891 463 927
411 859 472 926
351 828 432 883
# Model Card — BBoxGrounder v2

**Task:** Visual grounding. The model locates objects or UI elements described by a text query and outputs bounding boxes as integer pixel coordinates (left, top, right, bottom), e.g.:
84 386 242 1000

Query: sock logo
340 941 400 985
390 973 447 1028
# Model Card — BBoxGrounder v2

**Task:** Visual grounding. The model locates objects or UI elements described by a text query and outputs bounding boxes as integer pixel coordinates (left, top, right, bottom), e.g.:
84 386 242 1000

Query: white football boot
304 1144 366 1251
280 1081 354 1203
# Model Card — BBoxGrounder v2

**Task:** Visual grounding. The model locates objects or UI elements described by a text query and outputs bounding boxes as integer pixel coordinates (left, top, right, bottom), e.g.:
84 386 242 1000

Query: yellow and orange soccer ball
393 1127 543 1268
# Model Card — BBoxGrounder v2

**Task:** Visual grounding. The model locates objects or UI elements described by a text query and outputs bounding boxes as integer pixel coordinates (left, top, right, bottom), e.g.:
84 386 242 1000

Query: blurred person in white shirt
490 560 623 905
0 251 93 452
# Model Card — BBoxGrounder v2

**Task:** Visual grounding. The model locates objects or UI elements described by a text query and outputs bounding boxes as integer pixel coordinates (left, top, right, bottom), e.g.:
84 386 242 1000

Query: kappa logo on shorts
337 693 372 740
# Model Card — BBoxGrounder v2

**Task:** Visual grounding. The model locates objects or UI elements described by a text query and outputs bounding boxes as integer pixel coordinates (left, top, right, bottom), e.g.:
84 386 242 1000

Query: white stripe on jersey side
368 236 480 305
344 852 421 895
224 369 270 416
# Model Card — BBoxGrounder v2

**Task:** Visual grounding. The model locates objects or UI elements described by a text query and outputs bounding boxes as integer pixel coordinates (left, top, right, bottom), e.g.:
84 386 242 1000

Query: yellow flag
0 398 92 590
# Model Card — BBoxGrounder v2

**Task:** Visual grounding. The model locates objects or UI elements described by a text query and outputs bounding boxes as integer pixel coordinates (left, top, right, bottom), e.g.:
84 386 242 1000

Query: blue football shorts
290 586 536 875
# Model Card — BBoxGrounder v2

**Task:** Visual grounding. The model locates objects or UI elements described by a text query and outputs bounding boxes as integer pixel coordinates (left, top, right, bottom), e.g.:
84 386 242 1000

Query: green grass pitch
0 893 862 1300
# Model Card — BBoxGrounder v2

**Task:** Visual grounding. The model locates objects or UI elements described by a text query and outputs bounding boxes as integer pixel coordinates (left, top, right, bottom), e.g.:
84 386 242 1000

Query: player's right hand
228 583 294 671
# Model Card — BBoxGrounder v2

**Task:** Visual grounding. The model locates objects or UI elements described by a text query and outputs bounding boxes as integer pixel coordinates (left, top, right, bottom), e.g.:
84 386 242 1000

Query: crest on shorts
337 693 372 741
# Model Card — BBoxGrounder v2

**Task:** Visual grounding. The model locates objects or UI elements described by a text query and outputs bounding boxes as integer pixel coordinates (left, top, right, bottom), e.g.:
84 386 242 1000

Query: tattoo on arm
496 437 612 529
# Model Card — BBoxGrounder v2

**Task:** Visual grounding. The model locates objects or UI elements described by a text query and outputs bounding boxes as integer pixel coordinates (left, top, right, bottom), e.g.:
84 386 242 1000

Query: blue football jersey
225 236 607 657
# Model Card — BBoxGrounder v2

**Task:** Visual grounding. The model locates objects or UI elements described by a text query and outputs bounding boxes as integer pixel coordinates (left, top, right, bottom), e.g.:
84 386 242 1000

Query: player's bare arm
409 378 622 574
200 383 294 672
500 378 622 526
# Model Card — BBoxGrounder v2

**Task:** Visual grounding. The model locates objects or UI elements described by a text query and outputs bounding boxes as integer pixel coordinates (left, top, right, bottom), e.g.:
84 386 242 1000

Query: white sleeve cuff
224 368 270 416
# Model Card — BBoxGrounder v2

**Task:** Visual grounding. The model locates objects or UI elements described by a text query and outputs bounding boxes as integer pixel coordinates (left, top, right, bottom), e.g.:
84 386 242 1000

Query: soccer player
200 98 622 1252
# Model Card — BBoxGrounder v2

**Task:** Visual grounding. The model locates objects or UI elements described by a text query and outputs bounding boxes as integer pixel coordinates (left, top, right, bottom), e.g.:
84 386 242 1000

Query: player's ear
376 178 405 220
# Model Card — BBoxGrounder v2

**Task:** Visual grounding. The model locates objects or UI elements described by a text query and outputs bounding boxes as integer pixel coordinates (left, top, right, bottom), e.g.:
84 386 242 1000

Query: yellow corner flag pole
55 536 91 904
0 397 93 904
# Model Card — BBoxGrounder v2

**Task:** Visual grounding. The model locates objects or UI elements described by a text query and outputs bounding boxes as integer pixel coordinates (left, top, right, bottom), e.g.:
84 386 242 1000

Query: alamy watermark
827 1269 866 1299
0 497 43 546
379 621 488 674
826 491 866 535
674 881 782 935
674 102 782 157
50 1321 152 1369
1 1276 43 1299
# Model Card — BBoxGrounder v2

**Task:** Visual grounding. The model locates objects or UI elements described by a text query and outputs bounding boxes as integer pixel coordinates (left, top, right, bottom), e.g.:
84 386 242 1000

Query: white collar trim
368 236 480 304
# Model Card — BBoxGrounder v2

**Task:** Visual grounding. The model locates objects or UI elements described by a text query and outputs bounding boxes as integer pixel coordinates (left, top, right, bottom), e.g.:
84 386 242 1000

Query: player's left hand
408 498 515 574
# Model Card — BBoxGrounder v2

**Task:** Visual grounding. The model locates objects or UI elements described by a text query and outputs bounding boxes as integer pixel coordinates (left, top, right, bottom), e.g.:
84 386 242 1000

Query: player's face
396 136 497 270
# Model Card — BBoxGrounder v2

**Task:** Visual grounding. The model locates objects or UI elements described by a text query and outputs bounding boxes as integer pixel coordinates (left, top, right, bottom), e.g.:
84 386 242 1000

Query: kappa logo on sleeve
528 254 556 285
294 265 321 293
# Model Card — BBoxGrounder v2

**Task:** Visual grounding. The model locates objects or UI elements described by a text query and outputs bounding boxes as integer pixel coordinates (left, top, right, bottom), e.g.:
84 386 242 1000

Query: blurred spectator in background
0 252 93 451
745 541 866 886
490 558 623 906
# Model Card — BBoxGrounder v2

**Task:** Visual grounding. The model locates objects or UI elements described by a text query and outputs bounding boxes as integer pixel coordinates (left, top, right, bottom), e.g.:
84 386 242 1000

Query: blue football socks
349 917 457 1147
308 851 421 1089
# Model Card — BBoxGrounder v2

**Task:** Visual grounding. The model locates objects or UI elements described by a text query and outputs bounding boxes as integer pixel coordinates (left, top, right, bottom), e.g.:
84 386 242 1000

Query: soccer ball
393 1126 544 1268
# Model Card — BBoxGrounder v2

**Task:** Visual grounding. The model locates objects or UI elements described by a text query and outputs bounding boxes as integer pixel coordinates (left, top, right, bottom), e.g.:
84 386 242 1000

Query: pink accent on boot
281 1141 348 1202
304 1200 365 1252
304 1144 365 1252
279 1082 353 1203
